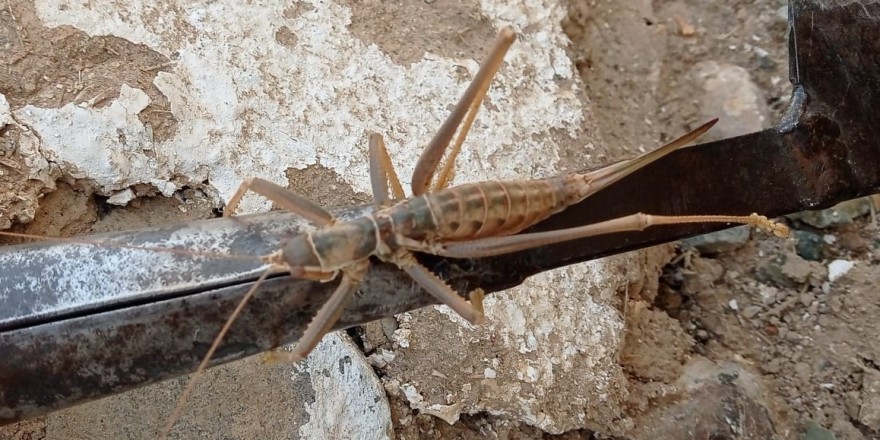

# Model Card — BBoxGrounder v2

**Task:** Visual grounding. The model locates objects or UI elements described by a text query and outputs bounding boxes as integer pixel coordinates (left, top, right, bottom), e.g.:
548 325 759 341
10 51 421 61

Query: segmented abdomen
386 176 576 242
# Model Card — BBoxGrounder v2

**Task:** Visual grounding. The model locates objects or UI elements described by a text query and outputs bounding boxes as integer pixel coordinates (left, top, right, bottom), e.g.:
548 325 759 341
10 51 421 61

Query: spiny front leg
393 250 486 324
266 260 370 363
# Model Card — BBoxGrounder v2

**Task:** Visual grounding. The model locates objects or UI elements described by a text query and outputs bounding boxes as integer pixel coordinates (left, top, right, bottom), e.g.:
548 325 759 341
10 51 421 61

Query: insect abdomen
423 178 570 240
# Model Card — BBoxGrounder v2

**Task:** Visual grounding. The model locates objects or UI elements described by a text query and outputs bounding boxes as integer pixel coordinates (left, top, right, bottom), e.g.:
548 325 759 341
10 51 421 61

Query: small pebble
775 6 789 24
742 305 762 319
682 225 750 254
793 229 825 261
827 259 855 283
695 329 710 342
794 362 812 381
728 299 739 311
800 292 815 307
762 358 782 374
858 369 880 430
801 420 836 440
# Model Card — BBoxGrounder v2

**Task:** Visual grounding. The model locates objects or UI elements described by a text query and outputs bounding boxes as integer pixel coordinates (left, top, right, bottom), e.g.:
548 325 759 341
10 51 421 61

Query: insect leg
267 261 369 363
225 177 334 226
396 250 486 324
369 132 406 205
430 45 507 192
164 179 336 435
411 28 516 196
469 288 486 318
434 213 790 258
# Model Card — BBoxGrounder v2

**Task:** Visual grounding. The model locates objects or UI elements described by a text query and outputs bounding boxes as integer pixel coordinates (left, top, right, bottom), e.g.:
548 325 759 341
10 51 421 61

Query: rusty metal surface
1 0 879 426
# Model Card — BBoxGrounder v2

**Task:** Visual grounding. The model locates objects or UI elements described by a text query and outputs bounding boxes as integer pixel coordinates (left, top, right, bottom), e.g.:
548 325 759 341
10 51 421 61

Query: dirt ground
2 0 878 439
566 1 879 439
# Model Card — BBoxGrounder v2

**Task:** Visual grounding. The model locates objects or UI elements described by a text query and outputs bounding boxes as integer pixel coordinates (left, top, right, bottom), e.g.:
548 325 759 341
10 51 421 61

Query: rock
858 368 880 430
789 198 874 229
361 320 392 353
775 6 789 24
399 383 462 425
801 420 836 440
630 358 777 440
843 390 861 420
799 292 815 307
294 334 393 440
793 229 825 261
755 47 777 70
762 358 782 374
836 231 870 254
757 284 780 305
827 259 855 283
758 253 827 288
680 257 725 295
742 305 762 319
682 225 750 254
698 313 724 335
755 255 789 288
688 61 770 139
379 256 642 436
794 362 812 382
780 255 813 284
622 303 694 383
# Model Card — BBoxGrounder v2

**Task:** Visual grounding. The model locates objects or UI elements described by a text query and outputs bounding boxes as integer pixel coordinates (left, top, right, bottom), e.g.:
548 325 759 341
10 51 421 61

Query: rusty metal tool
1 0 878 426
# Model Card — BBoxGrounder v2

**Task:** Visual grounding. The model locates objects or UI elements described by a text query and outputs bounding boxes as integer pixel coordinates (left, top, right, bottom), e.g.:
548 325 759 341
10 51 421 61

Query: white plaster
30 0 583 213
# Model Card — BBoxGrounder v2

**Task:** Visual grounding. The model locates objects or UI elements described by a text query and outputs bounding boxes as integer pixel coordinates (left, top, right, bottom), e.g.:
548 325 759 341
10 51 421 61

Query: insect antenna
160 267 275 439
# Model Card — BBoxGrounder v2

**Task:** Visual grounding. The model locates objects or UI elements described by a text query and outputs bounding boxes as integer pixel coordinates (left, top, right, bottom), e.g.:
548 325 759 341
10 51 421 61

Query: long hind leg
429 46 506 192
431 213 790 259
411 28 516 196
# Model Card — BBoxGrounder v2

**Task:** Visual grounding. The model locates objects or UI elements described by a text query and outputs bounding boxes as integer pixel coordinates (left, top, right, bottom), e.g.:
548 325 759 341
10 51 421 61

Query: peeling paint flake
15 85 172 196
